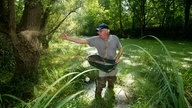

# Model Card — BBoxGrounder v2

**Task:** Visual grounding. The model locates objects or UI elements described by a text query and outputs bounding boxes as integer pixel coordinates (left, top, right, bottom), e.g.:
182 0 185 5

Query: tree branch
8 0 18 45
44 7 80 36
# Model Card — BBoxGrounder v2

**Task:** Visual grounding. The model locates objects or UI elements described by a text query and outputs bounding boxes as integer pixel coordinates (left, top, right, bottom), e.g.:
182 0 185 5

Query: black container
87 55 117 72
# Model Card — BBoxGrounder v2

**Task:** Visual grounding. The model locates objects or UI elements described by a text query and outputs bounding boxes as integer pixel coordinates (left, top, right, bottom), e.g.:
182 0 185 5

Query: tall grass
1 35 191 107
0 37 95 107
33 69 96 108
182 69 192 107
124 35 187 108
1 69 96 108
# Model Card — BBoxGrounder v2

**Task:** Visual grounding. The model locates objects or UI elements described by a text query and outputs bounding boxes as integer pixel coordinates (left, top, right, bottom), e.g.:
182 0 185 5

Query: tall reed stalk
124 35 186 108
1 69 96 108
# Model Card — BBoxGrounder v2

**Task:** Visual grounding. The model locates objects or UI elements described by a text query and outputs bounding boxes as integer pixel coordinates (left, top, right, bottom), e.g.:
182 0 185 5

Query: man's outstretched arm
60 33 88 44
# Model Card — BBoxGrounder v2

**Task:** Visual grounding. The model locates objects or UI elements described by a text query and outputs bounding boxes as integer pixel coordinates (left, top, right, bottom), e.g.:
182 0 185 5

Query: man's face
97 29 109 39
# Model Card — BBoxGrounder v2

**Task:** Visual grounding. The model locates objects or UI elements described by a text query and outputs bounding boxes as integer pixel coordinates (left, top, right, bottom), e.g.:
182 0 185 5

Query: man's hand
115 58 120 64
59 33 88 44
115 48 123 64
60 33 68 40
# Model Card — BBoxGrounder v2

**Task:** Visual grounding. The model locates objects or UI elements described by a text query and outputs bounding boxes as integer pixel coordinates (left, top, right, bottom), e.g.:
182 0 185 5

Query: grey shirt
86 35 122 77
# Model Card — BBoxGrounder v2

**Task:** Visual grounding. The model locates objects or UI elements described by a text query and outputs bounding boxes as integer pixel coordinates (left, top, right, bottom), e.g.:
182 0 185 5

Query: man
60 23 123 104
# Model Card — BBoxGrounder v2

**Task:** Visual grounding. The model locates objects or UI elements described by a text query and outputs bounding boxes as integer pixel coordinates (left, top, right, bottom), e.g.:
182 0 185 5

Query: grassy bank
0 36 191 107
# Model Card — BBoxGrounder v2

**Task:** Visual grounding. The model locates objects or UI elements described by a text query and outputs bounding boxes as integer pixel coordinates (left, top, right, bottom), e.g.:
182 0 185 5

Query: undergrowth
0 35 191 108
124 35 189 108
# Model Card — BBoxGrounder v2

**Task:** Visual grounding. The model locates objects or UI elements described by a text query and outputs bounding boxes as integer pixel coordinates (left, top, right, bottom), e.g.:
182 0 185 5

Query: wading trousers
95 76 117 100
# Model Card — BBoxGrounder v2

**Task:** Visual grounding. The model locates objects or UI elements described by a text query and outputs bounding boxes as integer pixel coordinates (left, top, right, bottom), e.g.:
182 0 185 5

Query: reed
124 35 186 108
1 69 96 108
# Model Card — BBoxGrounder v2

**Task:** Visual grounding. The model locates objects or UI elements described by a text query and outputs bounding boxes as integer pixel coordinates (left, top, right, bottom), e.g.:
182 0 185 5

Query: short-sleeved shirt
86 35 122 77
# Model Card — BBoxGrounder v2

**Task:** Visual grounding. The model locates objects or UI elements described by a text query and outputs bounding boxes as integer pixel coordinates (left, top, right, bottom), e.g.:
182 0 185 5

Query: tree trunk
8 0 43 99
0 0 9 34
140 0 146 37
117 0 124 37
184 0 191 28
184 0 191 38
13 31 40 82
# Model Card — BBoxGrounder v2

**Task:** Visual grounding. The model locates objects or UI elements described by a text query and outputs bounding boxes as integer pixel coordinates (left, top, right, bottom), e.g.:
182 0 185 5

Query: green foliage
15 0 24 23
0 35 14 84
1 34 192 107
98 0 110 9
0 69 96 108
59 0 189 38
0 35 97 106
76 0 109 35
123 36 187 108
32 69 95 108
46 0 83 35
182 68 192 106
13 0 187 39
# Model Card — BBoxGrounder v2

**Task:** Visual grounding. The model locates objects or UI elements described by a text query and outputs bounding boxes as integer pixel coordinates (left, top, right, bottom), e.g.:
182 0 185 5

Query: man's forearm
66 36 88 44
60 33 88 44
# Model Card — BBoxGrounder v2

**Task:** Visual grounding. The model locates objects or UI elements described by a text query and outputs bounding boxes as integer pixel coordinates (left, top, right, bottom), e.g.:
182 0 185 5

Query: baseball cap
96 23 109 31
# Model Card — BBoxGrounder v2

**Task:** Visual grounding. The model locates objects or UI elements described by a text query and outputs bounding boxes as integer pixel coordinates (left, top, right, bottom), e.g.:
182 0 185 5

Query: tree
0 0 83 99
184 0 191 28
6 0 44 99
129 0 147 37
116 0 124 37
140 0 146 36
184 0 191 38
